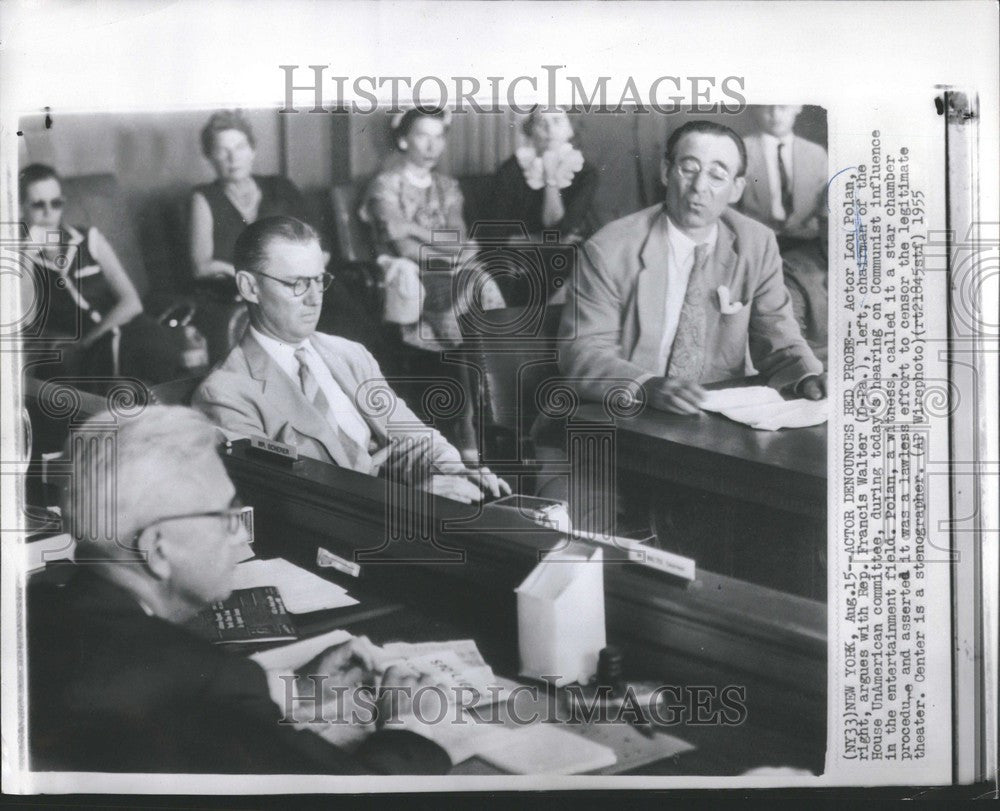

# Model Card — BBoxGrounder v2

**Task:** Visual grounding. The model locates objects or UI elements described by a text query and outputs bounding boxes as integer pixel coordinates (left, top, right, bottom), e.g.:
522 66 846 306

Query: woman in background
189 110 310 298
493 106 598 304
19 163 181 384
364 107 504 462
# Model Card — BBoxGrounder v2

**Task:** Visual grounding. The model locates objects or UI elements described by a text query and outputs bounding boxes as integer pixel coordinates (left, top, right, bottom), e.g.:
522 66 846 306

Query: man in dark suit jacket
27 406 450 774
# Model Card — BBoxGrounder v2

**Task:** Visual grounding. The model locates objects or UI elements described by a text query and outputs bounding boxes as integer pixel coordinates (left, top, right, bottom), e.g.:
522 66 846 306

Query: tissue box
515 541 606 686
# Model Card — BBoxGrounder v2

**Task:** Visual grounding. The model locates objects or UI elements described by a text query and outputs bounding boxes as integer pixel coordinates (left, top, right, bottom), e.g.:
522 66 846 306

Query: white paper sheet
476 723 617 774
232 558 358 614
701 386 829 431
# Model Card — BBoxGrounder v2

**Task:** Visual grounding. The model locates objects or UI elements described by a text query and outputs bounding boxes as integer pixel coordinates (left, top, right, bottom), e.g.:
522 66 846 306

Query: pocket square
717 285 744 314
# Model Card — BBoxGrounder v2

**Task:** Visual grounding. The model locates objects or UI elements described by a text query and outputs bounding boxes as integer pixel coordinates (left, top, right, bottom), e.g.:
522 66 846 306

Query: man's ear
136 527 171 581
729 176 747 205
397 136 408 152
659 156 671 189
235 270 259 303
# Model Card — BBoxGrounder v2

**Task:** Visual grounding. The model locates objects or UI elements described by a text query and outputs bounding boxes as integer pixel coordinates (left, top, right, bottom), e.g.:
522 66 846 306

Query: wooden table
574 404 826 518
221 441 827 775
570 400 828 599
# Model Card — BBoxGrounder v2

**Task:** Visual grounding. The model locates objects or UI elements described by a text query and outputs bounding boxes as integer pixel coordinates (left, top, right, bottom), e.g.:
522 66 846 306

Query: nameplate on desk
247 436 299 464
317 546 361 578
627 543 696 581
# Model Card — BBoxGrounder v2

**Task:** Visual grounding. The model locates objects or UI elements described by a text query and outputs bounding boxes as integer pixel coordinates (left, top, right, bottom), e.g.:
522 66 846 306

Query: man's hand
641 376 706 415
425 463 512 502
796 373 827 401
295 635 378 693
376 665 440 730
463 465 512 500
425 474 486 504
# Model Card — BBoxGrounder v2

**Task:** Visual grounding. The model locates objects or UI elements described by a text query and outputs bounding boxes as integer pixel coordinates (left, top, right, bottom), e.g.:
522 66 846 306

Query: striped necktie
293 346 366 470
665 242 710 381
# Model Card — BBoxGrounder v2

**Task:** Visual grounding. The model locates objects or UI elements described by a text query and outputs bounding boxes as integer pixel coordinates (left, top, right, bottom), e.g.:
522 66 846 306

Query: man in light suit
739 105 829 243
559 119 826 415
538 121 825 549
193 216 507 503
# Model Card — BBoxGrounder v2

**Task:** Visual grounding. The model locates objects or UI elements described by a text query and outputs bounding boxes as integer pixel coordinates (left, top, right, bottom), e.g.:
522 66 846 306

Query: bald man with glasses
193 215 507 503
27 406 452 773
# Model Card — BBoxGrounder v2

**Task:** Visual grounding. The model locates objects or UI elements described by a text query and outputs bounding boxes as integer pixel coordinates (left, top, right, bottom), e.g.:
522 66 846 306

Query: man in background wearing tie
738 105 829 246
740 105 830 363
194 216 507 504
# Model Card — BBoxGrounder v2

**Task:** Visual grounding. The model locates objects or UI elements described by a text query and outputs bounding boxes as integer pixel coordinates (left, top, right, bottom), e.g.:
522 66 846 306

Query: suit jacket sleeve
351 344 465 482
192 374 266 442
748 230 825 390
560 238 651 400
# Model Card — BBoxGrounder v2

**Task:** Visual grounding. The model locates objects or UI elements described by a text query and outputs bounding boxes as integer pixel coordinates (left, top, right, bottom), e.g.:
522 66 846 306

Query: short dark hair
233 215 319 275
200 110 256 157
19 163 60 199
392 106 449 143
664 121 747 178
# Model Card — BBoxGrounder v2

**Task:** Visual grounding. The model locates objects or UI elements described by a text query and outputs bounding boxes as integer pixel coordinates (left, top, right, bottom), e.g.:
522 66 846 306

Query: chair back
464 305 565 459
60 173 149 295
330 181 376 264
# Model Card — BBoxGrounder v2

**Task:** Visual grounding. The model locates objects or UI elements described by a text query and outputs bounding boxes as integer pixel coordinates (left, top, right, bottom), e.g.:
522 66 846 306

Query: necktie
666 243 710 381
294 347 367 470
777 142 793 220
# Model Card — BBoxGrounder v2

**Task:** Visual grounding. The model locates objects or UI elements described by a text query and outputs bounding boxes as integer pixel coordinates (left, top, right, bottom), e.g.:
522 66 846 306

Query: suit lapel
710 220 739 293
632 210 672 371
242 332 352 467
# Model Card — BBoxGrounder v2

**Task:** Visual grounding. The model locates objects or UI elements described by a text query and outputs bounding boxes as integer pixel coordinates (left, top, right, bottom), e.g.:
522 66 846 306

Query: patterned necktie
777 142 793 220
666 242 710 381
294 347 366 470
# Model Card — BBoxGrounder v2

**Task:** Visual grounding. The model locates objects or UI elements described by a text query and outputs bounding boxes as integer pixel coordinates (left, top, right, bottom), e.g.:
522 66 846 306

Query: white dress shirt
761 132 795 221
654 217 719 375
249 326 371 449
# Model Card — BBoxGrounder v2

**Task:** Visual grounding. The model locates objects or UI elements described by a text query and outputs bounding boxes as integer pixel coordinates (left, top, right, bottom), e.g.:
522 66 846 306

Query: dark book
189 586 298 644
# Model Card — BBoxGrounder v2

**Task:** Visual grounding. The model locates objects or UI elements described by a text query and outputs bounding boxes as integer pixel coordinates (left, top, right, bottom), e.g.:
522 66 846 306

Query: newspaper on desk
253 632 527 765
256 633 625 772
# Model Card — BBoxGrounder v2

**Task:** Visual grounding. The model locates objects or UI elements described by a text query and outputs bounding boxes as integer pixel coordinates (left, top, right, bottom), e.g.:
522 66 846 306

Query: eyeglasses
255 271 335 297
133 501 249 540
29 198 65 211
673 159 733 189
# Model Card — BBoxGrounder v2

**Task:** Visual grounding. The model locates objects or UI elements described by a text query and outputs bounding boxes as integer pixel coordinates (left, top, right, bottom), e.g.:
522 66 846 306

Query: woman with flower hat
492 106 598 304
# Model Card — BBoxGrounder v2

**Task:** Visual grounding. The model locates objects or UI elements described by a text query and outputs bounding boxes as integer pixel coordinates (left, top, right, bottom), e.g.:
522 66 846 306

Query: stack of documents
251 631 624 772
373 639 500 709
700 386 829 431
232 558 358 614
